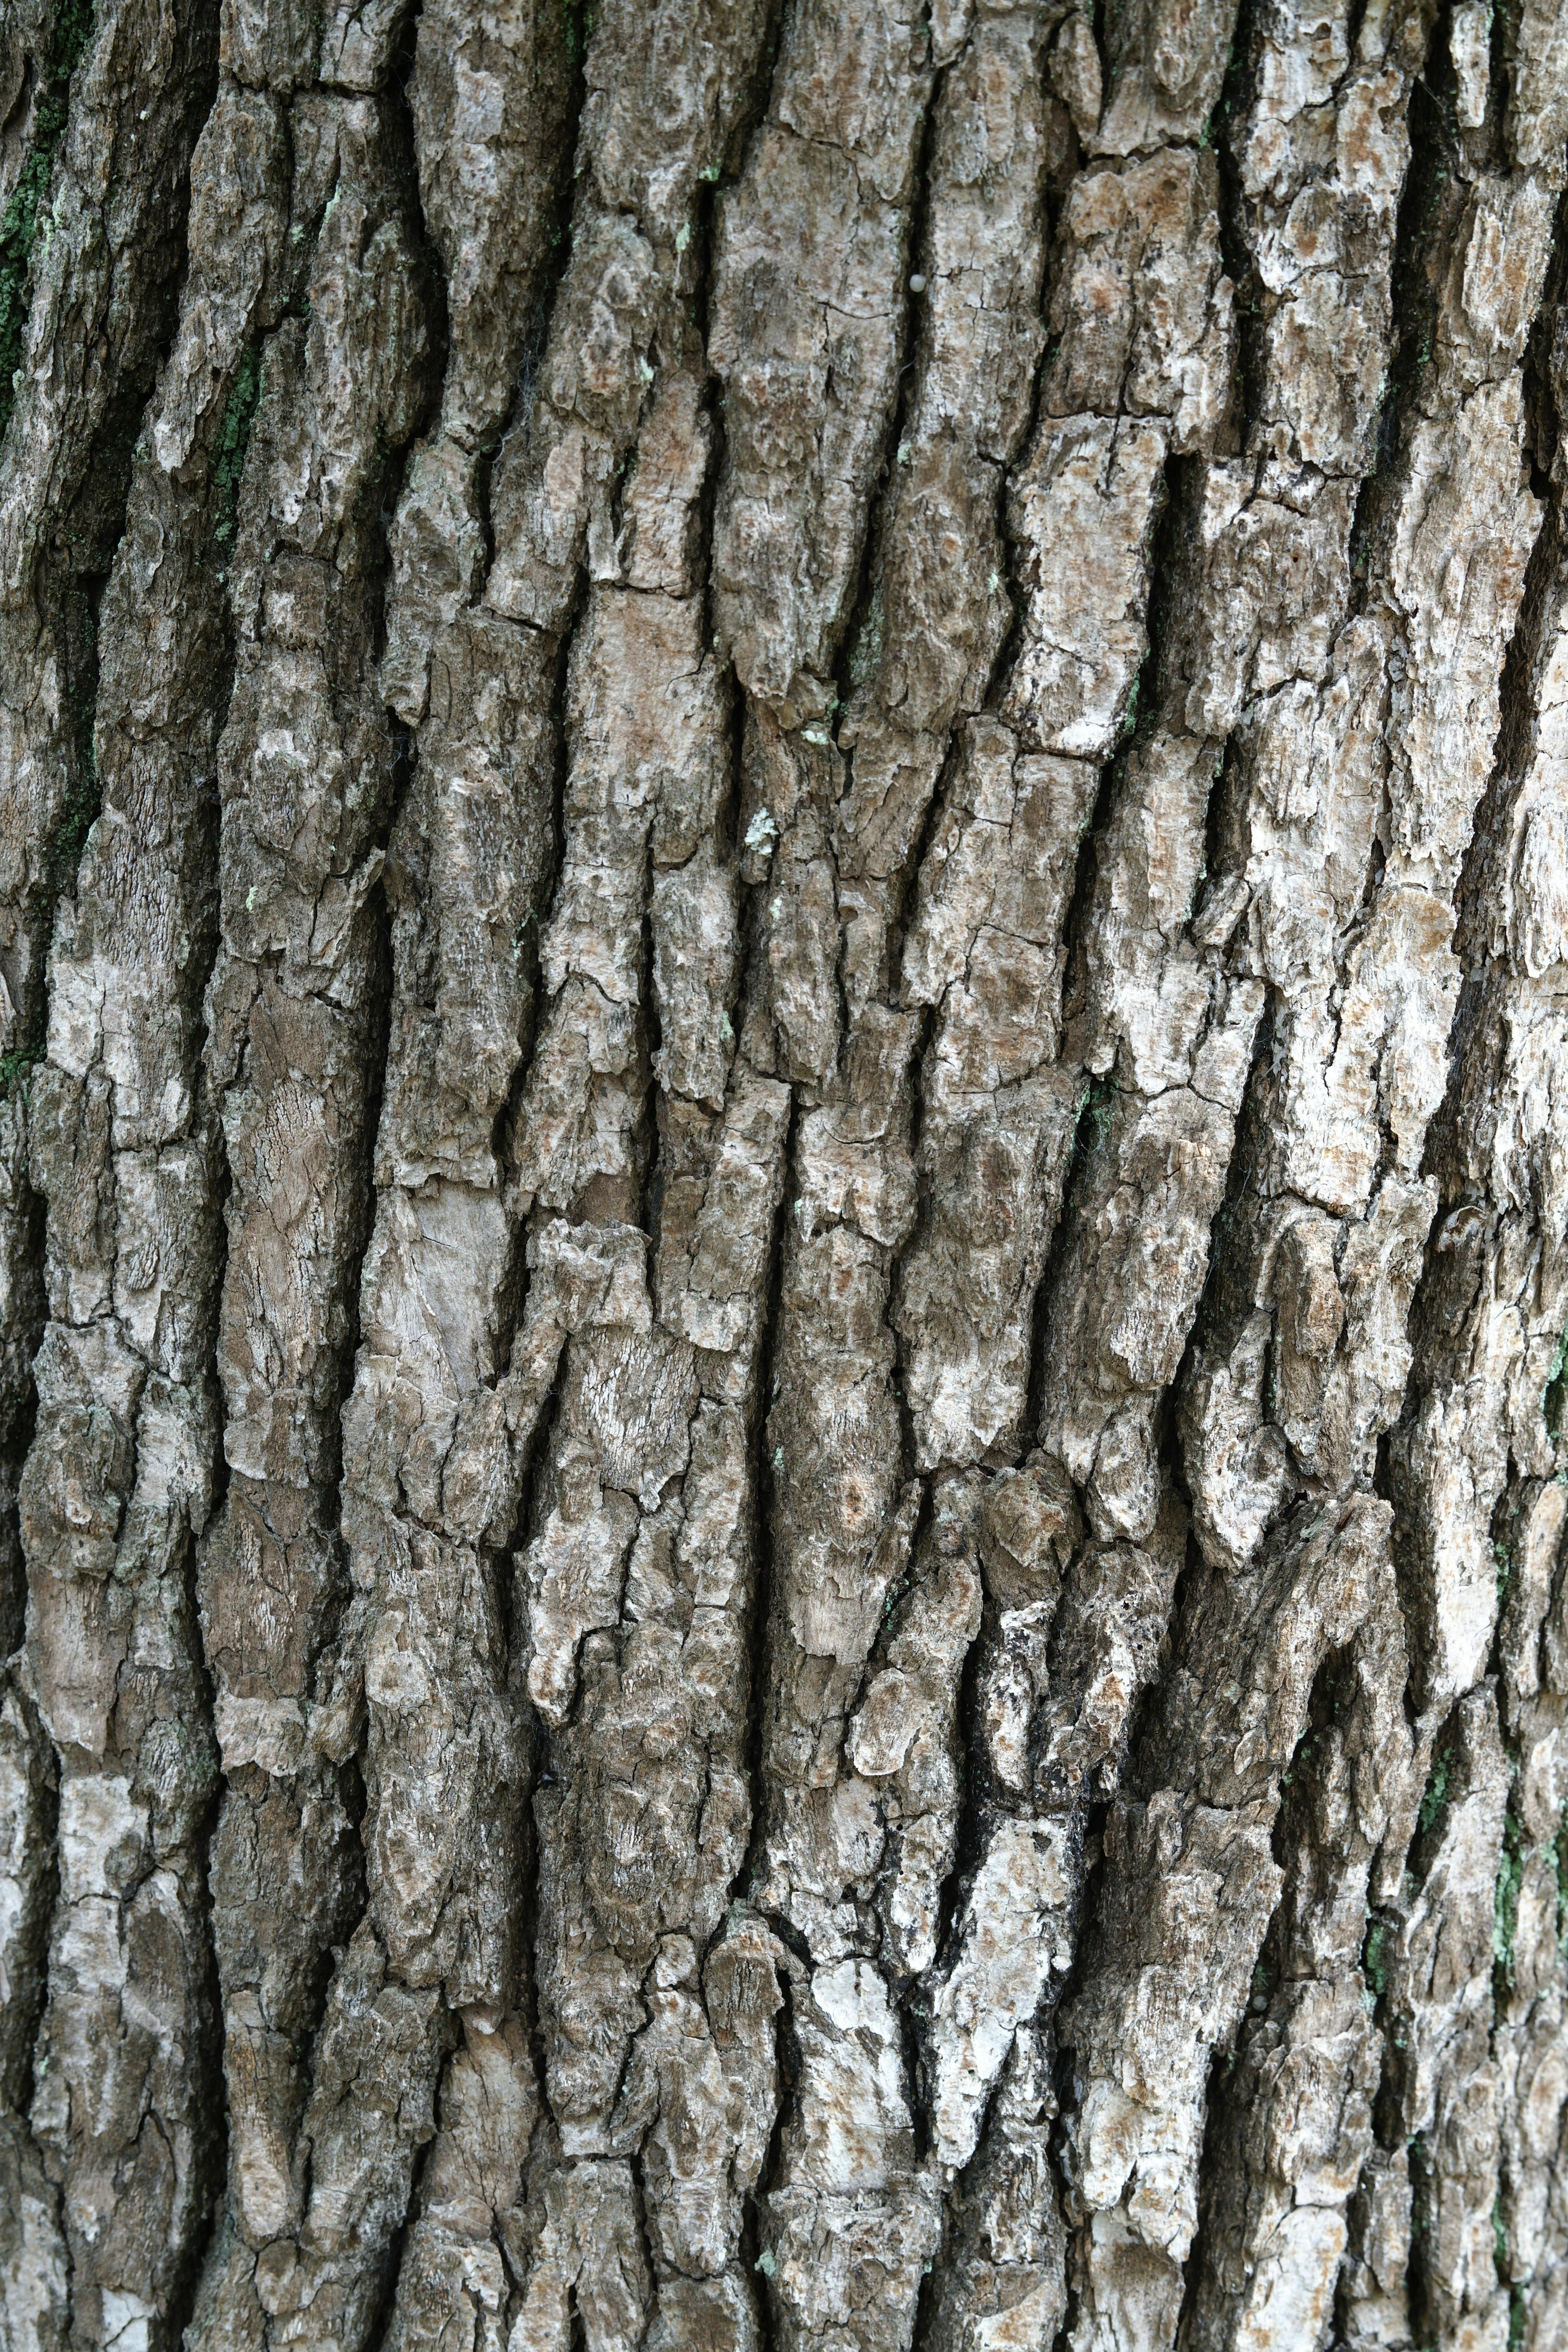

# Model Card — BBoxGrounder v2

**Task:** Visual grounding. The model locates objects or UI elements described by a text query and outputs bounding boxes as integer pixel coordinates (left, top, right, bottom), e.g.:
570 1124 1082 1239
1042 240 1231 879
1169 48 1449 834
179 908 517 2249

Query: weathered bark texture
1 0 1566 2347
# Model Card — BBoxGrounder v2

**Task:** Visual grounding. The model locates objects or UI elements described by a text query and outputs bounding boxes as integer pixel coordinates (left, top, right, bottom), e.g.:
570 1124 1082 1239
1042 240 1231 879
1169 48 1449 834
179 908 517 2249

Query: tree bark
1 0 1566 2348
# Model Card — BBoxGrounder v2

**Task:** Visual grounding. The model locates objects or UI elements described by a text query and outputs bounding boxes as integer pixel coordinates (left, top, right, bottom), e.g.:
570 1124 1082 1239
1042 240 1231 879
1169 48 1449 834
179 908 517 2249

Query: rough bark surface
0 2 1566 2350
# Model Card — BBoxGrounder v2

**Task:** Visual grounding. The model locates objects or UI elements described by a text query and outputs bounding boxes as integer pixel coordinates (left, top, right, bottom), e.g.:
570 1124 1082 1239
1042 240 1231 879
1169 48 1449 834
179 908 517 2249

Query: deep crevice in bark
1350 6 1461 588
164 1528 232 2351
1209 0 1266 453
471 4 588 598
733 1076 799 1922
831 116 947 740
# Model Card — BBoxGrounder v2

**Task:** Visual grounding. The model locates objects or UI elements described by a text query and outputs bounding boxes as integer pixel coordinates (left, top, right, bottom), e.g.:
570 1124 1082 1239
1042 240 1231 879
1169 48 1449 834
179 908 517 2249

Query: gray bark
0 2 1566 2350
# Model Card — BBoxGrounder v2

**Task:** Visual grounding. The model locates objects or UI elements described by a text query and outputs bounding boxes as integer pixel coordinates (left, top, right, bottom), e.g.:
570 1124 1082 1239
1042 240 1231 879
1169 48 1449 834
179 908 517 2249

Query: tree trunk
0 0 1565 2347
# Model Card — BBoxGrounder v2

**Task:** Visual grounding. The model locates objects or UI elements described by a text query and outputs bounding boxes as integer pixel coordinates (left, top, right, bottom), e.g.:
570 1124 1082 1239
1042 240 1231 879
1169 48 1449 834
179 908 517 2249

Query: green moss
881 1569 911 1628
42 577 101 890
0 1046 41 1099
64 579 94 747
1496 1536 1518 1612
212 344 261 554
0 4 97 448
1418 1743 1453 1838
1494 1807 1524 1991
846 574 886 691
1363 1916 1388 1998
51 0 96 76
0 141 58 444
560 0 595 66
48 763 98 886
1078 1074 1118 1145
